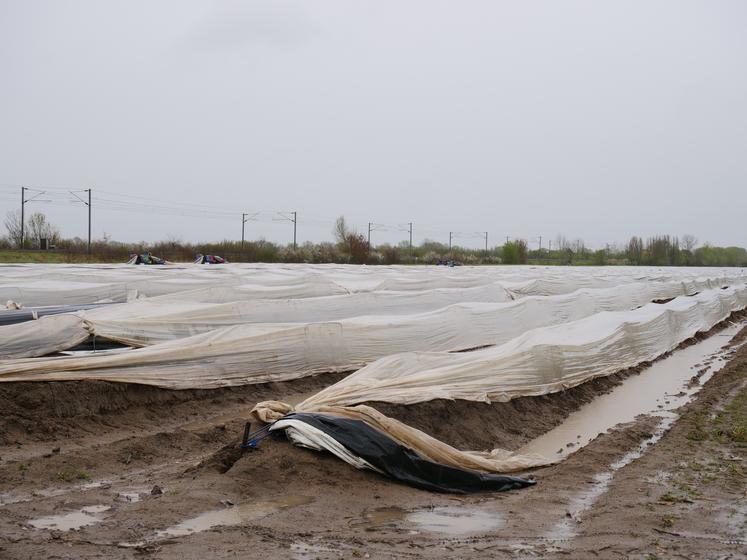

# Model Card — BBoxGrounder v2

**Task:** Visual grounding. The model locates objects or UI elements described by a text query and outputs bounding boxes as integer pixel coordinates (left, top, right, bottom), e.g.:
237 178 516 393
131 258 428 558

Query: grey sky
1 1 745 250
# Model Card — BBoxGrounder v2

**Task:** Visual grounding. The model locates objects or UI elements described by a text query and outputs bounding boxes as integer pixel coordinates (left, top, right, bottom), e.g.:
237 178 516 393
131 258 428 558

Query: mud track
1 318 746 559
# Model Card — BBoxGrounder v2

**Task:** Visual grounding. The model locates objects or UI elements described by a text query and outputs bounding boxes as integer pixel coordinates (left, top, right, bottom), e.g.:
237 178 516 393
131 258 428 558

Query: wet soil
0 320 745 559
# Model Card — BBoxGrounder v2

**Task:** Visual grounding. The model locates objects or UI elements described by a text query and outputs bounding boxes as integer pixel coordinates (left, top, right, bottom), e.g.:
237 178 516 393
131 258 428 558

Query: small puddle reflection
362 505 504 535
1 480 113 507
519 322 746 461
29 505 111 531
156 496 313 538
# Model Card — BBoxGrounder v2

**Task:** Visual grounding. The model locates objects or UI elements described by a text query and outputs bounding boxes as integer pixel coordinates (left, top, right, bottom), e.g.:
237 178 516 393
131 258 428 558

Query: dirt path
1 328 745 559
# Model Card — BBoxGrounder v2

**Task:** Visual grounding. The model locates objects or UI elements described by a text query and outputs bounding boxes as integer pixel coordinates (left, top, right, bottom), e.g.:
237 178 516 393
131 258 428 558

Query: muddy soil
1 324 745 559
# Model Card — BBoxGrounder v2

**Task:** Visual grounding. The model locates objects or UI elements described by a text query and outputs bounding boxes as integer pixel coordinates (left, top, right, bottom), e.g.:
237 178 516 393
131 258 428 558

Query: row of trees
2 211 746 267
625 235 747 267
3 210 60 248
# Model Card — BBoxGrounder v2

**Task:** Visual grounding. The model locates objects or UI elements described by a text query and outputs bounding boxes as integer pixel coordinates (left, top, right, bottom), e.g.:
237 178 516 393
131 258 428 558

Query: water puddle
545 414 676 541
360 505 504 535
28 504 111 531
530 322 747 542
1 479 112 507
408 506 504 535
519 322 745 461
155 495 313 538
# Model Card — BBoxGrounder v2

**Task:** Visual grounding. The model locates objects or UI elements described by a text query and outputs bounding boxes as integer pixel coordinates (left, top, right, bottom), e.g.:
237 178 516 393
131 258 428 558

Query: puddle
531 322 747 543
28 504 111 531
545 414 676 541
155 496 313 538
361 505 504 535
1 479 112 507
408 506 504 535
519 322 746 461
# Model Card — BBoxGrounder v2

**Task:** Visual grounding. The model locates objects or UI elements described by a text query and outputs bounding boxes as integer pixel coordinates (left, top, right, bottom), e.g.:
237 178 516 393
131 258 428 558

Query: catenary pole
20 187 25 248
292 211 297 250
87 189 92 254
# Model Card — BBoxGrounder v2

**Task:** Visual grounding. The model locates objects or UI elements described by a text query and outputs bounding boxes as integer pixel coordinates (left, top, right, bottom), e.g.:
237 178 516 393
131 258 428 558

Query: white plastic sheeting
1 263 745 307
80 282 513 346
78 274 740 346
0 282 513 357
0 315 90 359
299 286 747 410
0 280 131 307
252 286 747 474
0 282 743 388
3 266 745 357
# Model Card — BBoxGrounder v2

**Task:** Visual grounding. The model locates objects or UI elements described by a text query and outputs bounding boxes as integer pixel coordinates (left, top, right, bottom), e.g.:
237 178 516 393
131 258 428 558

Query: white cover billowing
81 282 513 346
299 286 747 410
0 282 742 388
0 315 90 359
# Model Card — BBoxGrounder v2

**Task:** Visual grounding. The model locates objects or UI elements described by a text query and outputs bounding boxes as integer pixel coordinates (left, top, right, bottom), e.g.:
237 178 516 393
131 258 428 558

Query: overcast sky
1 1 745 250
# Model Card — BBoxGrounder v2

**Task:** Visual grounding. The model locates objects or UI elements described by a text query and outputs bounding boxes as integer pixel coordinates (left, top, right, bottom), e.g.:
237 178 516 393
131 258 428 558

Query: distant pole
20 187 25 248
87 188 92 254
408 222 413 250
449 232 453 250
538 235 542 252
484 232 488 253
241 213 246 247
292 211 297 250
368 222 372 252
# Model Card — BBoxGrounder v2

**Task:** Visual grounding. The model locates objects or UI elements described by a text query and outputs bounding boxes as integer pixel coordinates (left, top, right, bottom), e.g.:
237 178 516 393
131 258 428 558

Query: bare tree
4 210 23 247
682 234 698 252
333 215 350 246
26 212 60 247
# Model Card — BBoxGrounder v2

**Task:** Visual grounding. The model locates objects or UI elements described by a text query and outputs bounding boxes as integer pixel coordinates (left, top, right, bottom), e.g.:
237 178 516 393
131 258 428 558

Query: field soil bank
1 328 745 559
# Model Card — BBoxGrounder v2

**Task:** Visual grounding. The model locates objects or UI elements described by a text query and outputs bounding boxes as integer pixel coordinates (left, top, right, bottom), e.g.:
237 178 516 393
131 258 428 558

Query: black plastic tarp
283 412 536 493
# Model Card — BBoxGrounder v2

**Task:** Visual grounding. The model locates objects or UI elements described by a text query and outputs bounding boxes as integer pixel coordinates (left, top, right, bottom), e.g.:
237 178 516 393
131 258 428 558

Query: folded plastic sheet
273 413 536 493
249 286 747 477
0 280 736 385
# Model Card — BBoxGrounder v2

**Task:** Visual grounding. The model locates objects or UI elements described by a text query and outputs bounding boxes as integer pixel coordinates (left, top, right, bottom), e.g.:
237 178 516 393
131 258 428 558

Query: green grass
57 468 92 482
0 250 118 263
713 386 747 444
